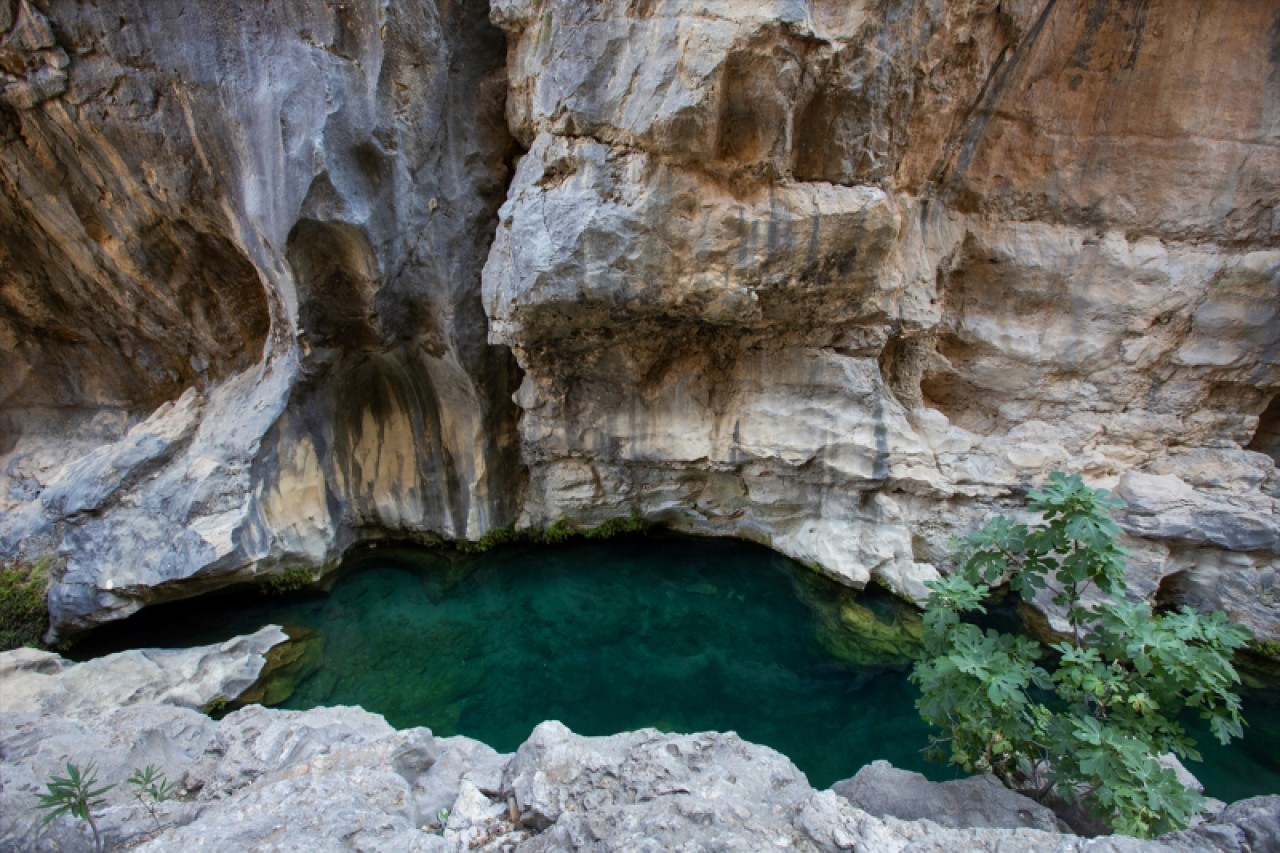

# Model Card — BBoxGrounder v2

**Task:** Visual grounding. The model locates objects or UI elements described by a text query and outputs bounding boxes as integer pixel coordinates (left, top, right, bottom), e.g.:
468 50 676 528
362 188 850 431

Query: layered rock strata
483 0 1280 632
0 0 1275 640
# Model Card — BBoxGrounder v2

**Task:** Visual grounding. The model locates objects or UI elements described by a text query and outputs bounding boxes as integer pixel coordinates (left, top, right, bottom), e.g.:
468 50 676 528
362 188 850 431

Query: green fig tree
911 473 1250 837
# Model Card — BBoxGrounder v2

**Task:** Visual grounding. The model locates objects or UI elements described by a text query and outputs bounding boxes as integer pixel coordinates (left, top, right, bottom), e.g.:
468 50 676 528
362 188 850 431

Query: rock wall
483 0 1280 633
0 0 521 636
0 0 1276 640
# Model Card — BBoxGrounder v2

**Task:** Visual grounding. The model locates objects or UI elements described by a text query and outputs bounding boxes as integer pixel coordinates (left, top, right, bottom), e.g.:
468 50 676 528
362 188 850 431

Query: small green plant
911 473 1250 838
201 696 229 717
126 764 175 830
258 567 313 596
458 526 518 554
582 511 648 540
34 762 115 853
535 518 575 545
0 555 50 651
1247 637 1280 658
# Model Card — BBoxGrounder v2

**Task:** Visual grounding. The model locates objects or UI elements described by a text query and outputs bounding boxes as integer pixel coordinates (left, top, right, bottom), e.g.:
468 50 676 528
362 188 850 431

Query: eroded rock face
0 624 289 716
831 759 1062 833
0 0 1276 640
483 0 1280 634
0 0 520 636
2 631 1270 851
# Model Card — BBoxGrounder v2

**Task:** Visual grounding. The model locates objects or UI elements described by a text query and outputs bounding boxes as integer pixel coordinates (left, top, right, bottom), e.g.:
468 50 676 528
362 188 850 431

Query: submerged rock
800 575 925 666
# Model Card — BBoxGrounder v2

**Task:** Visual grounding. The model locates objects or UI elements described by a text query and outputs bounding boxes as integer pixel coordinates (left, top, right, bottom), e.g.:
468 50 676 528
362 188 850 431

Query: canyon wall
0 0 1276 641
484 0 1279 637
0 0 520 634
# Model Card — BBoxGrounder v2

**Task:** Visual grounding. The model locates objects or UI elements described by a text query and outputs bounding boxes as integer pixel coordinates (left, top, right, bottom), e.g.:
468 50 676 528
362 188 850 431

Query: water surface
73 533 1280 797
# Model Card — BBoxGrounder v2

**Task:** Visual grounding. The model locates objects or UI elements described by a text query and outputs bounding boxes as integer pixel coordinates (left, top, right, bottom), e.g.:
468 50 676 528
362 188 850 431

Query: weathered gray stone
1117 473 1280 554
0 0 520 640
4 694 1268 852
0 625 289 716
480 0 1280 634
831 759 1061 832
1172 796 1280 853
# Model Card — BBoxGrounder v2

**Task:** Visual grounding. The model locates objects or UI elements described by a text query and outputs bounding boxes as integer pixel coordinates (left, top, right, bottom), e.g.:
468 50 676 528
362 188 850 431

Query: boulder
1172 796 1280 853
831 759 1061 832
2 700 1261 852
0 625 289 717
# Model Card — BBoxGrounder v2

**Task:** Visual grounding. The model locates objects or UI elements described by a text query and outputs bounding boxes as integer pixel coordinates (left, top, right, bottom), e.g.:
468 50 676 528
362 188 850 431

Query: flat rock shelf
72 533 1280 797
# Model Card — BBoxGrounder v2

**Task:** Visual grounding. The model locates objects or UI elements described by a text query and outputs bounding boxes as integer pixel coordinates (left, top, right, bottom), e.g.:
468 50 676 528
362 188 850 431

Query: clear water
72 533 1280 798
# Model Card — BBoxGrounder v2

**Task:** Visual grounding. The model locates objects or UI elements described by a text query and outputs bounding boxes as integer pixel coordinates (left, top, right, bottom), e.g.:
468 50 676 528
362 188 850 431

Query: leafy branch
126 764 175 831
911 473 1250 838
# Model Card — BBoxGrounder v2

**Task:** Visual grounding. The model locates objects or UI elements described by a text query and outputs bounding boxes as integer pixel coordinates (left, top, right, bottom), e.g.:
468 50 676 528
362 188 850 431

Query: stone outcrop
0 0 520 638
2 633 1275 851
0 624 289 716
831 759 1062 833
0 0 1275 645
482 0 1280 635
3 697 1275 852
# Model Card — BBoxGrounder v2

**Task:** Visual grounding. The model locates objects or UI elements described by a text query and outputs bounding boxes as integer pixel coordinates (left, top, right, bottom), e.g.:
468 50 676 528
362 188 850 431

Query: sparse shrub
1247 637 1280 658
535 518 575 545
0 555 50 651
458 526 518 554
126 764 175 830
258 567 313 596
582 511 648 540
911 473 1250 837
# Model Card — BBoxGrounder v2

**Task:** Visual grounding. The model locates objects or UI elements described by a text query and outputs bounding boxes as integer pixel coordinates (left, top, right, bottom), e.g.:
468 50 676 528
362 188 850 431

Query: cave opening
1247 394 1280 464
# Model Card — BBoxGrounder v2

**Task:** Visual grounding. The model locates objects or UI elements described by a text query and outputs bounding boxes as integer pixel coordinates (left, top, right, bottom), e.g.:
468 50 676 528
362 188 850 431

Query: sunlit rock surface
483 0 1279 630
4 631 1275 851
0 0 1276 640
1 699 1273 852
0 624 288 715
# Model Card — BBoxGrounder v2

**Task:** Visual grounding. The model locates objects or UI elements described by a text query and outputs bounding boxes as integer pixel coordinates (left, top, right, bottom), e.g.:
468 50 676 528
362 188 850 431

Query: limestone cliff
0 0 1276 640
0 0 521 634
484 0 1279 636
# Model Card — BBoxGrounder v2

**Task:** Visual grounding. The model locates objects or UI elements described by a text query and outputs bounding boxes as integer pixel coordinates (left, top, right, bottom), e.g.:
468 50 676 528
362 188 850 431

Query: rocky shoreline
2 630 1276 851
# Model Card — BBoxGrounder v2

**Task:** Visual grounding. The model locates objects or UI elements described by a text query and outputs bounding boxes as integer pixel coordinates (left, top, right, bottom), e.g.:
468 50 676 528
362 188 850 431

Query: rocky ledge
1 633 1277 852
